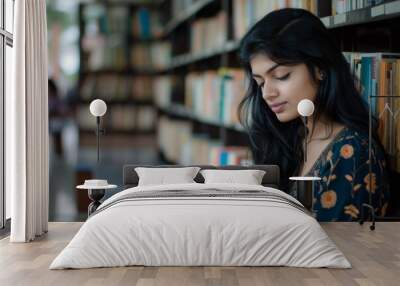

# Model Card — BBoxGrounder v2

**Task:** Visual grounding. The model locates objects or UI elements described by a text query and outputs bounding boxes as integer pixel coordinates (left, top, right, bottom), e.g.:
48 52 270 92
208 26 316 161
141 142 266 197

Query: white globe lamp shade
89 99 107 117
297 99 314 117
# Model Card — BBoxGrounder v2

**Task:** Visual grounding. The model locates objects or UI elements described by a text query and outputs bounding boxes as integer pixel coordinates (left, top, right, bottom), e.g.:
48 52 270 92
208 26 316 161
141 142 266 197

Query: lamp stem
96 116 100 163
304 116 308 164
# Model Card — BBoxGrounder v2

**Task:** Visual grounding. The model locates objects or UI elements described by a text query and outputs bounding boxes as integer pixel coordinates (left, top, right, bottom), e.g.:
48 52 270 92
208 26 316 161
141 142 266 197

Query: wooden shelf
94 0 165 8
167 41 239 69
78 1 400 74
129 35 164 43
157 105 245 132
79 2 400 74
80 68 164 76
78 99 154 106
321 0 400 29
163 0 215 36
161 2 400 70
79 128 155 135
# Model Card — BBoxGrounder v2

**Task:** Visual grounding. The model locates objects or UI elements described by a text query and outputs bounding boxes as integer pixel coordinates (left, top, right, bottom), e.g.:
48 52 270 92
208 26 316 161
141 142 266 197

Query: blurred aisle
48 119 160 222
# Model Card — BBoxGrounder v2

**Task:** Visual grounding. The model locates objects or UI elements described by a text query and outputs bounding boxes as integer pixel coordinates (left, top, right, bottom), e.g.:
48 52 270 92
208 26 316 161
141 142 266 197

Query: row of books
85 5 163 39
332 0 385 15
184 69 247 126
153 76 173 108
158 116 251 165
82 40 171 71
191 11 227 54
81 5 130 71
77 105 156 131
131 42 171 70
92 6 130 35
82 4 170 71
210 147 251 166
344 52 400 172
82 35 128 71
131 8 164 39
233 0 324 40
80 75 154 102
170 0 197 20
232 0 391 40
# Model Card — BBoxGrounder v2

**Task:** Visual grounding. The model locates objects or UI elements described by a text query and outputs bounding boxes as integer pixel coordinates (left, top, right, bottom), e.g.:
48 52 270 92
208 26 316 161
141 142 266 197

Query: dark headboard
123 165 280 189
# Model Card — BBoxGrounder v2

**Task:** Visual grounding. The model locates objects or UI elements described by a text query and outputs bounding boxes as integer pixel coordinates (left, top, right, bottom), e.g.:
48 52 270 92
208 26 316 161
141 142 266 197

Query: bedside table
76 180 117 216
289 176 321 212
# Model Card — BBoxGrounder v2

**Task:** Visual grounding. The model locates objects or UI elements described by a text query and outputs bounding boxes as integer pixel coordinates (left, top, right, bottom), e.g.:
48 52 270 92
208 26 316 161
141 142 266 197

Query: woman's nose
262 83 278 101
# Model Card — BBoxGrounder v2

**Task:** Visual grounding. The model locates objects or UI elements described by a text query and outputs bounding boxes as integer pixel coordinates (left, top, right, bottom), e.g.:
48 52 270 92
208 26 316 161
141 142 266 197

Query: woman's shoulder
331 127 368 151
328 126 384 163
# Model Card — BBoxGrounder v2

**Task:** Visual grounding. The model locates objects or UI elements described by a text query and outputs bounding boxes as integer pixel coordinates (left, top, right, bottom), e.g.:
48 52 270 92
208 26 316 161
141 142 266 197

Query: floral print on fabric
308 127 389 221
340 144 354 159
320 190 337 209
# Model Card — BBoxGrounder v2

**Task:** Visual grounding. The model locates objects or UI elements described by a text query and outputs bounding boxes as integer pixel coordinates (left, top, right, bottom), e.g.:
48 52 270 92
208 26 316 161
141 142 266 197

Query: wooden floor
0 222 399 286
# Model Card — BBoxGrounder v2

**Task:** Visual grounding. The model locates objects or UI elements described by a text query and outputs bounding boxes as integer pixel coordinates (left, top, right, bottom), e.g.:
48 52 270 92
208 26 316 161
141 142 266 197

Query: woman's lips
270 102 287 113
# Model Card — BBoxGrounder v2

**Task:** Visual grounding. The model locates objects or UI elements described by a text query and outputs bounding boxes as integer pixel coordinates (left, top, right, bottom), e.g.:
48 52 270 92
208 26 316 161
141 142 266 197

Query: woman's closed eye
275 73 291 81
254 72 290 88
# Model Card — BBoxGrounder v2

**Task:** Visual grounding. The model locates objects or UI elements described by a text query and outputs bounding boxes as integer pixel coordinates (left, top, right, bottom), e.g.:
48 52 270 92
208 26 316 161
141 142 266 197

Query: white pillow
135 167 201 186
200 169 266 185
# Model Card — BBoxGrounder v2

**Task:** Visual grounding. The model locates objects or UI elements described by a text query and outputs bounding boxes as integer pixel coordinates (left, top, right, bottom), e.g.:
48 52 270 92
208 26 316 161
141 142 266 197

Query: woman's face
250 53 320 122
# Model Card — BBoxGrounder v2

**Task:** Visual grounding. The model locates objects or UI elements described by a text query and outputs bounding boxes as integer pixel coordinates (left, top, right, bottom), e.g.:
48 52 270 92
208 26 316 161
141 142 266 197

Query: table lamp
297 99 314 163
82 99 110 216
289 99 320 213
89 99 107 163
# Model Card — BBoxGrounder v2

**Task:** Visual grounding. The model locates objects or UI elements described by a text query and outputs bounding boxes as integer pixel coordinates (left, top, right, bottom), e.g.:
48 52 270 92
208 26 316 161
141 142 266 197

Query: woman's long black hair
238 8 380 191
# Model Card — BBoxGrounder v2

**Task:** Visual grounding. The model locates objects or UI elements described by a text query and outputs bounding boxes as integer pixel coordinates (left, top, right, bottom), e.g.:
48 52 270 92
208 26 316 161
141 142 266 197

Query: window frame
1 0 14 231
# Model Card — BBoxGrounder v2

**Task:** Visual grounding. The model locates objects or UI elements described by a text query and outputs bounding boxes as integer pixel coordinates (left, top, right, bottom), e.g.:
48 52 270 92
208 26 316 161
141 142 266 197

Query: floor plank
0 222 399 286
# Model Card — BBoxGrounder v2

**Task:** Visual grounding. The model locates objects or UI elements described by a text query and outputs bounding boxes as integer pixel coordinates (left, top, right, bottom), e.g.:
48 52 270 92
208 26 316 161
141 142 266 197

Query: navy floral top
304 127 389 221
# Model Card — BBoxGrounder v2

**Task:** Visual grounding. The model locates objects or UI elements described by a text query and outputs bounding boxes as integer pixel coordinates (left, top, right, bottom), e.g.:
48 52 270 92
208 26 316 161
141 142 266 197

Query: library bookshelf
164 0 400 217
77 1 400 215
77 0 168 138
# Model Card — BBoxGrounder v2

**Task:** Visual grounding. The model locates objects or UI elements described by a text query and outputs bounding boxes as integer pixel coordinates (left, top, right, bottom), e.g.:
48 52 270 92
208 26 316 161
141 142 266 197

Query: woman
238 8 389 221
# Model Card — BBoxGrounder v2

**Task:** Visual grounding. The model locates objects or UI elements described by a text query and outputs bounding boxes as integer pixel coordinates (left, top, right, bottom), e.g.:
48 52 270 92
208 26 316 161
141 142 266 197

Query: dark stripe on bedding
89 189 310 218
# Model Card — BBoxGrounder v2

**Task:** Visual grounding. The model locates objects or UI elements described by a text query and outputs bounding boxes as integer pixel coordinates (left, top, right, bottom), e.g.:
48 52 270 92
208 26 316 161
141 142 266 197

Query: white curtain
6 0 49 242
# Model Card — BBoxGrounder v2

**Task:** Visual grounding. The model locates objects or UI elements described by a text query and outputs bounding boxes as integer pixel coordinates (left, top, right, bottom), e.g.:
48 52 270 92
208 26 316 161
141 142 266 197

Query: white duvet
50 183 351 269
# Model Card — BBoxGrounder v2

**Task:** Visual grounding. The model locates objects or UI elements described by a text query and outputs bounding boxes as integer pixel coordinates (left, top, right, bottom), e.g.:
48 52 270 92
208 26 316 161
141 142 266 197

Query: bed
50 165 351 269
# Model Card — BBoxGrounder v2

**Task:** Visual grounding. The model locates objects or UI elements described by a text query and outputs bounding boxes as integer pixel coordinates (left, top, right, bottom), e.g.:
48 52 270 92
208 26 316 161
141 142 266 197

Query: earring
319 71 325 80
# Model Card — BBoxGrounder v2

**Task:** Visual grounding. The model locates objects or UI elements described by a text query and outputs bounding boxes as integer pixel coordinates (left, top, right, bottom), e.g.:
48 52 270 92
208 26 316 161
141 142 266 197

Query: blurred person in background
48 78 69 155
